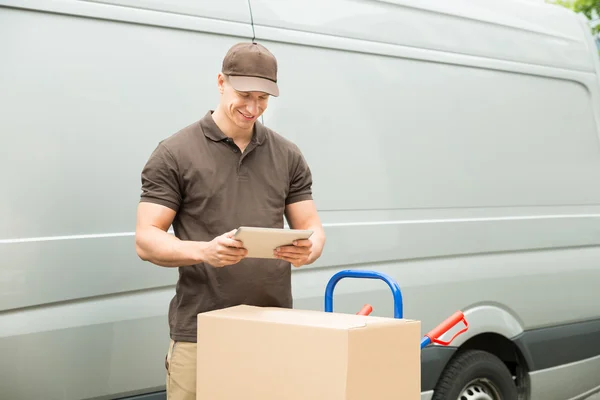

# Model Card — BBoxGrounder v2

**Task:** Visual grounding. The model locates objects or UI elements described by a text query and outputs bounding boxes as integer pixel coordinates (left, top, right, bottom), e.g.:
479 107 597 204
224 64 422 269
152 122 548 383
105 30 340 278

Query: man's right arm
136 143 246 267
135 202 205 267
135 202 247 268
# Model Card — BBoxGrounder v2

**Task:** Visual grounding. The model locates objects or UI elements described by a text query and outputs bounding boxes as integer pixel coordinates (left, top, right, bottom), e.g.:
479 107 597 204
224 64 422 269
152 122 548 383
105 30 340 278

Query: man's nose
246 101 258 115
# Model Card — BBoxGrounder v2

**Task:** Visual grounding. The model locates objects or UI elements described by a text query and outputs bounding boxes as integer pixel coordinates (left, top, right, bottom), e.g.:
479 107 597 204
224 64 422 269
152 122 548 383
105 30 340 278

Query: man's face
218 74 270 130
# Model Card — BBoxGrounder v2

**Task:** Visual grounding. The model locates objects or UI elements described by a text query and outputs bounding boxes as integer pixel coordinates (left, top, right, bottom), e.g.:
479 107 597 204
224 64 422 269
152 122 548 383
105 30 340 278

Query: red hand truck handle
425 311 469 346
356 304 373 316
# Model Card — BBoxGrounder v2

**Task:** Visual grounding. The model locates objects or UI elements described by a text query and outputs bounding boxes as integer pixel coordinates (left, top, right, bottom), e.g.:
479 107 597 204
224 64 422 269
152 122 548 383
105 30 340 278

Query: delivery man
134 41 326 399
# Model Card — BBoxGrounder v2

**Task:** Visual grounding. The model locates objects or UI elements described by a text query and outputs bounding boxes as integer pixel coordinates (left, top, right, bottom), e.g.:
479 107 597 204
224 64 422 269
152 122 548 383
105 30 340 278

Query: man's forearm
309 225 326 262
135 226 207 267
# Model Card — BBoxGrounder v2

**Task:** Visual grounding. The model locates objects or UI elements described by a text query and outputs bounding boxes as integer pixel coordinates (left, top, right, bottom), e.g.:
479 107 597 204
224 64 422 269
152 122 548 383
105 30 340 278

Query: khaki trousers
165 339 197 400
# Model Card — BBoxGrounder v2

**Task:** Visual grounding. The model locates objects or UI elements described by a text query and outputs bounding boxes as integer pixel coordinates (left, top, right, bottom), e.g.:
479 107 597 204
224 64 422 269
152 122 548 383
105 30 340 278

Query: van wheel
431 350 518 400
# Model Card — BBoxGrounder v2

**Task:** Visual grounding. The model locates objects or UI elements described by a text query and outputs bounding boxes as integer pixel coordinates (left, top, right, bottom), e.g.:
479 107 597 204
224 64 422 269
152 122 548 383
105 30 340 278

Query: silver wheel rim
458 378 502 400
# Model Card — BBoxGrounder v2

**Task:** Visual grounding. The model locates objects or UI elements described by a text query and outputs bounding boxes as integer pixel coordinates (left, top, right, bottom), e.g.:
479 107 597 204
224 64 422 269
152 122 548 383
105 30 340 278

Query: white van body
2 0 600 399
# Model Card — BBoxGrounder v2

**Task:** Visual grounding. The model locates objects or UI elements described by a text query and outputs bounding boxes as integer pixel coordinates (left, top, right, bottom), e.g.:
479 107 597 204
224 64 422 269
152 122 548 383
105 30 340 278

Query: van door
0 1 254 399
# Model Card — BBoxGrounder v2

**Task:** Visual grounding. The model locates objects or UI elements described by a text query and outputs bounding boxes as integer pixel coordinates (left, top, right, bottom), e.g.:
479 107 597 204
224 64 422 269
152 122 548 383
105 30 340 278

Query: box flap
199 305 415 330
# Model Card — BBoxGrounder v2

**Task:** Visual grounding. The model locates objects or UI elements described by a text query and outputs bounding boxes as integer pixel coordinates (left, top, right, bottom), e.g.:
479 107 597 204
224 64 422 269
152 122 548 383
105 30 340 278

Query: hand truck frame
324 269 469 349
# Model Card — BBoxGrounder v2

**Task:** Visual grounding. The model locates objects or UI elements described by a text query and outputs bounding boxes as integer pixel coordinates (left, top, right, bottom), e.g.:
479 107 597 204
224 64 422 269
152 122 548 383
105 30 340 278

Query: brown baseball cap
221 42 279 97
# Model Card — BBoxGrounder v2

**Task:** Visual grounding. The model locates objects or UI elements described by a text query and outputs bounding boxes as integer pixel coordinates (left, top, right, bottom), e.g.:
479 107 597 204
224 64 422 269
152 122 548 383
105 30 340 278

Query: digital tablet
232 226 314 259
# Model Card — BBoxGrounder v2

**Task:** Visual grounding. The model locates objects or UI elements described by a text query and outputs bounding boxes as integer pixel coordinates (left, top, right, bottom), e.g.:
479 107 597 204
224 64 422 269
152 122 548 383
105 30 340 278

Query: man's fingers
275 246 310 256
220 248 247 258
220 256 244 264
276 245 306 252
274 240 312 255
214 254 245 266
220 237 245 249
278 252 306 261
278 255 307 267
216 241 247 257
292 239 312 247
220 250 245 259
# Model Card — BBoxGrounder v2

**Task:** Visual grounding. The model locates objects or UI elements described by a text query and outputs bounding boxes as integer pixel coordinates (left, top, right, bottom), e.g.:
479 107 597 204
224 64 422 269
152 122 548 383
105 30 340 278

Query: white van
2 0 600 399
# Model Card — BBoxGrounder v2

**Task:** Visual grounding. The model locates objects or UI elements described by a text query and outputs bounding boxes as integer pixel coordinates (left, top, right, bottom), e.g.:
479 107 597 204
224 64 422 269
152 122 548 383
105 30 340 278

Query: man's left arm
275 199 326 267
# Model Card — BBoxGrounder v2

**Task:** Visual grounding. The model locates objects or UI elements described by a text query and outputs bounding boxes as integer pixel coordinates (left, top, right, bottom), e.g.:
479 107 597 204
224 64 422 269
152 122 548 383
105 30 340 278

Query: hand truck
324 269 469 349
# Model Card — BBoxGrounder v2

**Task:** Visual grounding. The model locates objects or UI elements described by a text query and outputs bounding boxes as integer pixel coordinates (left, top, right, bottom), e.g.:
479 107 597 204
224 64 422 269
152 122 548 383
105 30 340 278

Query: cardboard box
196 305 421 399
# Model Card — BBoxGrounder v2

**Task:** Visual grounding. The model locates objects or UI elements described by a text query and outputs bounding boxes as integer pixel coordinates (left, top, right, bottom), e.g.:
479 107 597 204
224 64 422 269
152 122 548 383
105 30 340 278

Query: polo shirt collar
200 110 267 145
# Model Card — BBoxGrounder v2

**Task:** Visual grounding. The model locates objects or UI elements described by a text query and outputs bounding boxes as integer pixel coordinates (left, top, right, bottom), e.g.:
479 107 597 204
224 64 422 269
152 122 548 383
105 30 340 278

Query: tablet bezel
233 226 314 259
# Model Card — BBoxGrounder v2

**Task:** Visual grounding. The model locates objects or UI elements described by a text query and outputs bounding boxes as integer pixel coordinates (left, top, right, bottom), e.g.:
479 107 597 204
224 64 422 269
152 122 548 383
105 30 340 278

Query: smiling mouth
238 110 254 120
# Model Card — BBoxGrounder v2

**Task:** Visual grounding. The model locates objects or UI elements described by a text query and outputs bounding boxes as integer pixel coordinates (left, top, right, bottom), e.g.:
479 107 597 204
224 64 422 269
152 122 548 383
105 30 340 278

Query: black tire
431 349 518 400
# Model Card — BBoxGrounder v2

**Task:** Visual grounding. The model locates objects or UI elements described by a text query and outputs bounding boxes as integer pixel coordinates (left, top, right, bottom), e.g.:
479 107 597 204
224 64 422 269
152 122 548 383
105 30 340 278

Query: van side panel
251 0 600 327
0 3 252 399
254 43 600 213
528 355 600 400
250 0 600 397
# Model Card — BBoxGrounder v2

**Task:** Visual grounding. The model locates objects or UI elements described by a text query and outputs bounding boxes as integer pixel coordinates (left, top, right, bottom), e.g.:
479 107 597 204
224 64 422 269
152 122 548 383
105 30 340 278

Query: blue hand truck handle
324 270 404 319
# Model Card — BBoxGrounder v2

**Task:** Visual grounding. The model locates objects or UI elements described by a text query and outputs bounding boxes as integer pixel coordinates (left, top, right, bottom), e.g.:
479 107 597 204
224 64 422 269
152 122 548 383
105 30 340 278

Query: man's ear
217 73 226 95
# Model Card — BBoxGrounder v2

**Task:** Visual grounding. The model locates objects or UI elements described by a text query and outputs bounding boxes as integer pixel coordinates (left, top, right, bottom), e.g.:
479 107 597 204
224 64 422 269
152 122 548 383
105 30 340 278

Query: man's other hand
274 239 313 268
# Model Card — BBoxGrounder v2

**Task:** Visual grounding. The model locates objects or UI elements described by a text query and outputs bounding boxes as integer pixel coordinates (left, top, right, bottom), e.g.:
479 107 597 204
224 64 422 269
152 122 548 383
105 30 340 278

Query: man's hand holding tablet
233 226 314 267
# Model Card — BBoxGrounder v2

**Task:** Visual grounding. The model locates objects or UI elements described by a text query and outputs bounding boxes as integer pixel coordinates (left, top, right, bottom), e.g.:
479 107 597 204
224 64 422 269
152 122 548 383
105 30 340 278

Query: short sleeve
286 147 313 205
139 143 182 212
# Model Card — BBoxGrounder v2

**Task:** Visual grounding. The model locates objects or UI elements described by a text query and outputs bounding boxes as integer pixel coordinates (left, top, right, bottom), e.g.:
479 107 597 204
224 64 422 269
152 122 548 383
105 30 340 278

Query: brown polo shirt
139 111 313 342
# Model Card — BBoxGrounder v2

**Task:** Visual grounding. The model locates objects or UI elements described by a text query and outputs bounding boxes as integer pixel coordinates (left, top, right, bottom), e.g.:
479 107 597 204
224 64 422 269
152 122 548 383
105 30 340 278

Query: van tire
431 349 518 400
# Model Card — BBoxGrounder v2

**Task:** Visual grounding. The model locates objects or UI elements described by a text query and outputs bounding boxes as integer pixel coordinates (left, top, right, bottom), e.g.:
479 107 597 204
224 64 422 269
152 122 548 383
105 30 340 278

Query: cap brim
228 75 279 97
